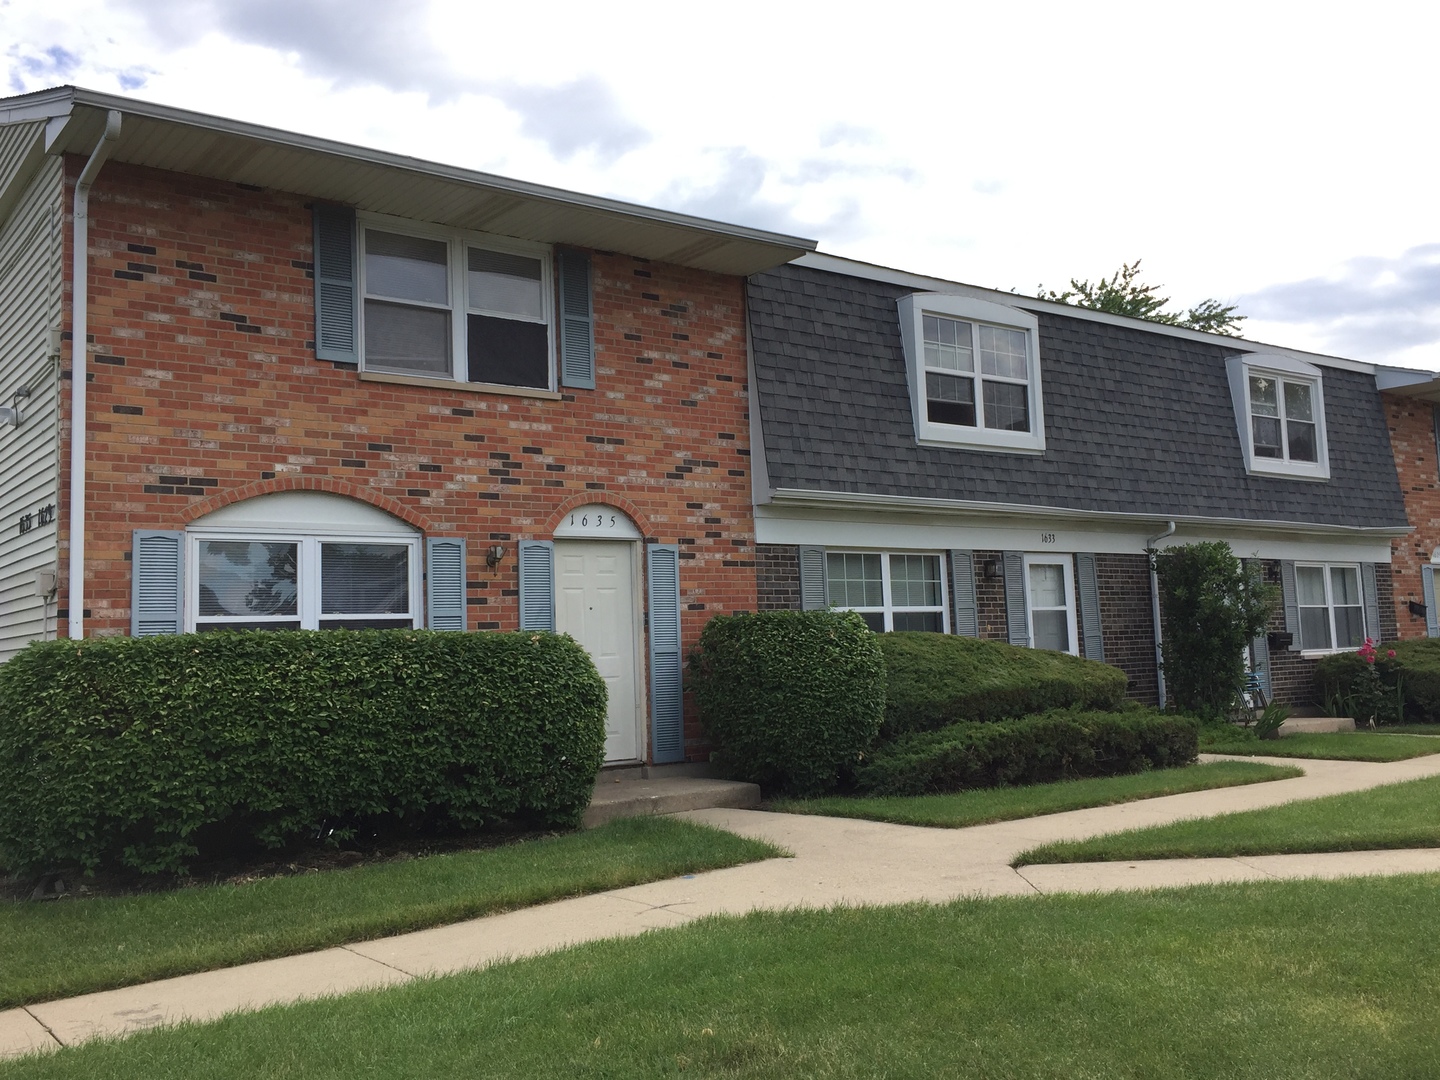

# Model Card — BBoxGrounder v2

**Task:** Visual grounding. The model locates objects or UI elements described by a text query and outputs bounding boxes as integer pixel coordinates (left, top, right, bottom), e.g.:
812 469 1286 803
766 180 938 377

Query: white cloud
1 0 1437 364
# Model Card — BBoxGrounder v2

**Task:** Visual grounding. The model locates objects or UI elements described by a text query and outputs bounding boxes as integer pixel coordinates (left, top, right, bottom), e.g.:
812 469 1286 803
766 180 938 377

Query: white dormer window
897 293 1045 454
1226 353 1330 480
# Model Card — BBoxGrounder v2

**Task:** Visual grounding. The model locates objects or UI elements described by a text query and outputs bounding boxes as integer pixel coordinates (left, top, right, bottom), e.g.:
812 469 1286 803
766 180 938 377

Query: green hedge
878 632 1129 738
0 630 607 877
1317 639 1440 723
689 610 885 796
855 707 1198 797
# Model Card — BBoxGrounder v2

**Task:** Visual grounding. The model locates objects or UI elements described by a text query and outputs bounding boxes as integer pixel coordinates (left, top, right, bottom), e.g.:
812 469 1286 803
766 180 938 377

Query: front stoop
583 773 761 828
1279 716 1357 735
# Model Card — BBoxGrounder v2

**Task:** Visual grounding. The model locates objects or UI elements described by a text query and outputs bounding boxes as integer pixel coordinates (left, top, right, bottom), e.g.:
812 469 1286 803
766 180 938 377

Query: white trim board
756 508 1394 563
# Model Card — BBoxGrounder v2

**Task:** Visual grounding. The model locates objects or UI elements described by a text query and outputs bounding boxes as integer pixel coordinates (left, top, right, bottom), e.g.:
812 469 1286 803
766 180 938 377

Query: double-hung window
1226 353 1330 479
360 217 553 390
1024 554 1078 655
897 293 1045 453
190 535 421 631
1295 563 1365 652
825 551 948 632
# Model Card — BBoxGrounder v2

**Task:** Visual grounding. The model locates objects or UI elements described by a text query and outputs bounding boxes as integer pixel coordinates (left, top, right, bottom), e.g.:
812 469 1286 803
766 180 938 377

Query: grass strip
0 817 783 1009
1018 773 1440 864
7 875 1440 1078
769 760 1299 828
1373 725 1440 737
1199 730 1440 760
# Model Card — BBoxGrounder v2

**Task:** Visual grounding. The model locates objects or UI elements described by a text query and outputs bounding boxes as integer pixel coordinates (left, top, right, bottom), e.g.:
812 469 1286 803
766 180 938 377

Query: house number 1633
1040 533 1057 544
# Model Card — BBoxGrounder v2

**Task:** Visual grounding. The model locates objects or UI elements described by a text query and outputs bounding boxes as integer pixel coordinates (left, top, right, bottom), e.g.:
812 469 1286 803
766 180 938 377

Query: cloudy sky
5 0 1438 368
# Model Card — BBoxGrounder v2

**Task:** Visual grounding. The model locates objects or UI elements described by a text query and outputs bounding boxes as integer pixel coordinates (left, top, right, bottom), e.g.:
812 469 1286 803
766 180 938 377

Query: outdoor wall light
983 558 1003 580
0 384 30 429
485 544 507 572
1409 598 1427 620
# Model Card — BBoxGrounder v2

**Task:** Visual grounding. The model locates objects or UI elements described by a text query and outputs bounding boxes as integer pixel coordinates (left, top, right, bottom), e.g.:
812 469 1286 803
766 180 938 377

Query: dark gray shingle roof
749 264 1407 529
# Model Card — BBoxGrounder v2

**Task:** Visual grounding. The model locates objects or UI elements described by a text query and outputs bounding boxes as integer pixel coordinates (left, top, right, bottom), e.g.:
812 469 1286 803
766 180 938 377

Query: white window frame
825 550 950 632
1023 553 1079 656
184 530 424 632
357 212 556 389
897 292 1046 454
1295 561 1366 655
1226 353 1330 480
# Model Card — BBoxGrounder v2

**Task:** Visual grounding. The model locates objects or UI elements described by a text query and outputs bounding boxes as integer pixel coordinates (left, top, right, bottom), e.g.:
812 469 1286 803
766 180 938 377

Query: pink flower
1388 649 1397 658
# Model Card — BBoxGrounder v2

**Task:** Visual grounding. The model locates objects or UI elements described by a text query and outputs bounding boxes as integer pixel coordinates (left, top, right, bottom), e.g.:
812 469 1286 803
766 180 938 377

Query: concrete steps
583 764 761 828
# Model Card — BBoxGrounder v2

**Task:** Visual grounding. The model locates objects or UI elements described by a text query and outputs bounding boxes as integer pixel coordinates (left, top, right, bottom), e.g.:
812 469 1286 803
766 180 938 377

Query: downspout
66 110 122 641
1147 520 1177 709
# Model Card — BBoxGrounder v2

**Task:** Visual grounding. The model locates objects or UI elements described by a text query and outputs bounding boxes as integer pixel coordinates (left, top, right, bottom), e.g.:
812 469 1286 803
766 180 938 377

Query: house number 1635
570 513 619 530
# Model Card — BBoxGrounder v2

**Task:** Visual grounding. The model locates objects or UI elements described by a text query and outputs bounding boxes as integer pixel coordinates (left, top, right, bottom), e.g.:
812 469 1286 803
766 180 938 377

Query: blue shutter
313 204 358 364
557 249 595 390
798 547 827 610
1003 551 1029 647
950 550 978 637
426 538 466 631
1076 552 1104 661
647 544 684 764
1280 561 1300 650
1424 565 1439 639
517 540 555 631
1360 562 1381 643
131 531 184 636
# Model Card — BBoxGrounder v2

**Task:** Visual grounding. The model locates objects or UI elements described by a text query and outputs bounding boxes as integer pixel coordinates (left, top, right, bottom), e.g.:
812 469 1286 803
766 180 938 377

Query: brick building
1374 374 1440 639
746 256 1410 709
0 87 813 765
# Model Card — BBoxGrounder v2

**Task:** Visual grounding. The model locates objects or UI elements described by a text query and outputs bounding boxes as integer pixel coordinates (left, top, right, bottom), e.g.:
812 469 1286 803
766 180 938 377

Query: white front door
555 540 641 762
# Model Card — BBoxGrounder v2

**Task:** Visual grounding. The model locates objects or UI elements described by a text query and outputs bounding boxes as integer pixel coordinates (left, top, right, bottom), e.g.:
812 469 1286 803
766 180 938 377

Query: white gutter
66 108 121 641
1146 520 1178 709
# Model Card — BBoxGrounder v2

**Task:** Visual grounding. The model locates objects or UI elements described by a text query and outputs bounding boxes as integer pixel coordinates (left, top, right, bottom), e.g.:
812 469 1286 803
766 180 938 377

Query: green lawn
1018 773 1440 865
0 817 783 1009
1200 730 1440 760
1375 725 1440 737
7 875 1440 1078
770 760 1299 827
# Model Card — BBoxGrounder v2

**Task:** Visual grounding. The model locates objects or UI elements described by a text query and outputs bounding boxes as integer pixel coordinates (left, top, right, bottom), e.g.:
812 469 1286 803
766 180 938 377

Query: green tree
1038 260 1245 336
1155 542 1276 717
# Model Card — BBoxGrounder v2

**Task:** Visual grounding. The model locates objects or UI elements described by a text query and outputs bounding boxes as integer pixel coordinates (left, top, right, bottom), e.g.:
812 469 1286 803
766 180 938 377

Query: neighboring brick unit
1384 393 1438 639
55 160 762 760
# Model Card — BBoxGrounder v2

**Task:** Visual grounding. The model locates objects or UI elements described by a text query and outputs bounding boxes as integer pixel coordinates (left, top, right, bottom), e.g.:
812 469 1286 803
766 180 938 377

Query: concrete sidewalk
7 751 1440 1060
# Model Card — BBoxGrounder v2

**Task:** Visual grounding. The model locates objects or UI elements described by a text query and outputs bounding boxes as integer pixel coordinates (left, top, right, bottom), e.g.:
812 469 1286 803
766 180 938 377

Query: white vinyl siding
0 139 63 663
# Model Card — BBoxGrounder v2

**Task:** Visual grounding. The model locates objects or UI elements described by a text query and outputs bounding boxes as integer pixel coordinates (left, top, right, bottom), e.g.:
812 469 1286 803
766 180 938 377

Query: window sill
1299 647 1357 659
916 434 1045 456
1245 458 1331 482
359 370 564 400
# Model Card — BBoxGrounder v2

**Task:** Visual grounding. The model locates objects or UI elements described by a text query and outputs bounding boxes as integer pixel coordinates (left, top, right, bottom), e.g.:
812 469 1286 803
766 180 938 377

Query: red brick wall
57 160 759 760
1384 392 1438 639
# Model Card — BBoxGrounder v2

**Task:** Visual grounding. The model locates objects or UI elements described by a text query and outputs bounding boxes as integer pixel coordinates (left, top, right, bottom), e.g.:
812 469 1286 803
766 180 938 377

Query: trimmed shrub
878 632 1128 738
1320 639 1440 724
855 707 1199 797
689 610 885 796
0 630 607 877
1155 542 1274 717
